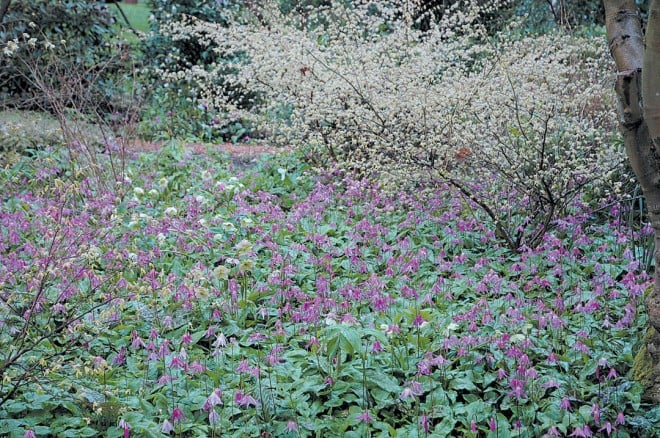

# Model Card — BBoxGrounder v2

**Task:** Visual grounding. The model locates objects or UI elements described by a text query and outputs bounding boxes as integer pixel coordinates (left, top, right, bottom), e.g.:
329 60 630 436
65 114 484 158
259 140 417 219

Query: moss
0 110 106 166
632 327 655 390
95 401 122 427
0 110 64 165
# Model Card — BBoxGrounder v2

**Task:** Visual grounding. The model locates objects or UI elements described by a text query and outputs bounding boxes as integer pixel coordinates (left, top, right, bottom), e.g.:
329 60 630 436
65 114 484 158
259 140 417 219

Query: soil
128 140 290 167
129 140 285 156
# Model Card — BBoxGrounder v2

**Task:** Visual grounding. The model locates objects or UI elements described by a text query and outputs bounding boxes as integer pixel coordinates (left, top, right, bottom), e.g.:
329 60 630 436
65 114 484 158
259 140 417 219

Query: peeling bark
644 2 660 145
604 0 660 403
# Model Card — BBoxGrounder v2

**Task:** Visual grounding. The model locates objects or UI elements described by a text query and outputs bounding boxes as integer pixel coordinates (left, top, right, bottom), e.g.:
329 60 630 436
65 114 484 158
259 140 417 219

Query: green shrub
0 0 124 111
144 0 239 72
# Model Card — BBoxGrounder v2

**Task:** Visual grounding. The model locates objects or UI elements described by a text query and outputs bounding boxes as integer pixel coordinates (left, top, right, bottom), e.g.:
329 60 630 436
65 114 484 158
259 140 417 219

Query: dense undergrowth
0 146 658 437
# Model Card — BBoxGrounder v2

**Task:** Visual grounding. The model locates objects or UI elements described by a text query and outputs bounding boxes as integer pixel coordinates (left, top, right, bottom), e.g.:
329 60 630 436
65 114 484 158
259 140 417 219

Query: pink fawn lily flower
599 421 614 436
615 412 625 425
208 409 220 424
356 410 372 423
118 419 130 438
419 415 430 433
235 390 258 407
171 406 185 423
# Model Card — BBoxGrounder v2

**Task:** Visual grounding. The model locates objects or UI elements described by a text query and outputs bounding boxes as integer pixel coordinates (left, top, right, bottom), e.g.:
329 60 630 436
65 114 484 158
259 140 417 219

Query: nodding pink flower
214 333 227 348
112 347 126 365
189 360 207 374
408 381 423 395
385 324 400 336
541 379 560 389
157 373 175 385
356 410 372 423
23 430 36 438
285 420 298 431
591 403 601 424
248 332 267 343
180 332 192 345
236 359 251 373
599 421 614 436
607 367 618 380
118 419 130 438
419 415 430 433
560 397 572 411
615 412 625 425
508 378 528 400
431 354 448 367
161 419 174 433
525 368 539 380
204 389 223 411
545 426 561 437
171 406 186 423
169 355 186 369
371 340 383 353
572 341 590 355
400 387 416 400
234 390 258 407
208 409 220 424
489 417 497 431
569 425 592 437
306 336 320 349
131 331 146 349
471 421 477 432
417 359 432 375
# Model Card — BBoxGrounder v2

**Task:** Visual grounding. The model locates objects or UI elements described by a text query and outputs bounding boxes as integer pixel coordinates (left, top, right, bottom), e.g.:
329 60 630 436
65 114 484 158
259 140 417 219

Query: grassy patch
111 2 152 33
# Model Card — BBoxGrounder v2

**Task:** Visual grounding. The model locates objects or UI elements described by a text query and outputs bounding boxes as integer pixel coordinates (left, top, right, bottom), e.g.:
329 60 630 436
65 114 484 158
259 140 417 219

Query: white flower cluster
155 1 623 245
0 23 58 58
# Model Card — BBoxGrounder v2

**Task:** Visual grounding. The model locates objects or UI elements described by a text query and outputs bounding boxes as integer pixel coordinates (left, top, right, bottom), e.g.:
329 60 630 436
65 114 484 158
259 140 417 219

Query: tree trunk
0 0 11 25
604 0 660 403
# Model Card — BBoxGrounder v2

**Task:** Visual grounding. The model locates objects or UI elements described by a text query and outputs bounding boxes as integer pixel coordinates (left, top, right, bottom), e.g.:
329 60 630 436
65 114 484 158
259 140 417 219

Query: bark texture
0 0 11 25
604 0 660 402
645 2 660 142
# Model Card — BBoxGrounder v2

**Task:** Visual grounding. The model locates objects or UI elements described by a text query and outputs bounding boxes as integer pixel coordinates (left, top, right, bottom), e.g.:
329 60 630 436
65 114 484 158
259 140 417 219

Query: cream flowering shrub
156 0 623 248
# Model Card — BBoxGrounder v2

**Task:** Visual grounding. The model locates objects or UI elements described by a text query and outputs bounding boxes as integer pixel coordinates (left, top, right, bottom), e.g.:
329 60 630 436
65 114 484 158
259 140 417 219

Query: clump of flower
157 0 622 248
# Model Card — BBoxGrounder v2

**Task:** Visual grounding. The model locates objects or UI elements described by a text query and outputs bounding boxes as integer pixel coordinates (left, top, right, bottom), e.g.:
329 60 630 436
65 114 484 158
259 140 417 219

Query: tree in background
0 0 11 24
604 0 660 402
0 0 121 111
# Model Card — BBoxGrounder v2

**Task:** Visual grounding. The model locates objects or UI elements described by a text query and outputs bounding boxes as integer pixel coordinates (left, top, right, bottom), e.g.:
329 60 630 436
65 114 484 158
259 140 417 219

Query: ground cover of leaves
0 145 658 437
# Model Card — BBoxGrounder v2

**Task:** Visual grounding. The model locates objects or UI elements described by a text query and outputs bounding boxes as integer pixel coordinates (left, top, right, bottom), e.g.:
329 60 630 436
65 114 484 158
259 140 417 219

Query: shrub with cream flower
156 0 623 248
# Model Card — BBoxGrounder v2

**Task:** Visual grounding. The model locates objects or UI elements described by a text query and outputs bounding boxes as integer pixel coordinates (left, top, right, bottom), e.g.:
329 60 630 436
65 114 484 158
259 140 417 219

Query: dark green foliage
510 0 604 32
141 0 258 142
0 0 120 110
144 0 239 72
